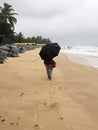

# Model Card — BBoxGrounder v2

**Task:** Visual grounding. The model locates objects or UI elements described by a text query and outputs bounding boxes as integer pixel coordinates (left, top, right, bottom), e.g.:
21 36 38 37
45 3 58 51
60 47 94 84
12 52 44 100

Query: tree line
0 3 51 45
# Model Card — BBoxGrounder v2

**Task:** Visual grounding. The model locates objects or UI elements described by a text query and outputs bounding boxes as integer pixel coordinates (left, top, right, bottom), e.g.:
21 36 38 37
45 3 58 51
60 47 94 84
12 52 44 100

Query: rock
0 44 36 64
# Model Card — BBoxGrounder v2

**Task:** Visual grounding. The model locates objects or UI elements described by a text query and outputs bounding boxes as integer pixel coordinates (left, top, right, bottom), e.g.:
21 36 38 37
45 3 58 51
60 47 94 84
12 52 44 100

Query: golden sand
0 48 98 130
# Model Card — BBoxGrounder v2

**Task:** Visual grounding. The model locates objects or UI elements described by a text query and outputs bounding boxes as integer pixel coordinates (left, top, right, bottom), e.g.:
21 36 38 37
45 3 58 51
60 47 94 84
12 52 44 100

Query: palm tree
0 3 18 45
0 3 18 30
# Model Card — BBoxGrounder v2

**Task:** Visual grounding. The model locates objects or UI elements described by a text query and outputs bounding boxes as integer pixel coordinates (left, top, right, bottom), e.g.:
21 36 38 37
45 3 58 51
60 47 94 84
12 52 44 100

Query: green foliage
13 33 51 44
0 3 17 45
0 20 11 35
0 3 52 45
0 3 17 30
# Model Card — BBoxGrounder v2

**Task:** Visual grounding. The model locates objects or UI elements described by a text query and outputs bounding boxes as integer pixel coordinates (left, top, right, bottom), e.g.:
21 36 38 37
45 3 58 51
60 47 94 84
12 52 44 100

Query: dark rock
0 44 36 64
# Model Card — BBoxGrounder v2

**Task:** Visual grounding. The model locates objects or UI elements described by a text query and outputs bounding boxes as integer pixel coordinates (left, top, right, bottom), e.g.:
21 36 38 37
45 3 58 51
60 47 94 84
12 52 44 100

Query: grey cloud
1 0 98 46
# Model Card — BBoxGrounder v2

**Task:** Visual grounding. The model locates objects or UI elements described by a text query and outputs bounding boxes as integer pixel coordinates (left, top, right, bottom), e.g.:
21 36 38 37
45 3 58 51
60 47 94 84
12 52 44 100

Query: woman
44 59 56 80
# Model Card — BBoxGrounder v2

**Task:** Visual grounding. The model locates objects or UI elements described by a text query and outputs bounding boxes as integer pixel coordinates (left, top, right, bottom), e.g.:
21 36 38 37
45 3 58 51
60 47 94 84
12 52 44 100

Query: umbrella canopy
39 43 61 61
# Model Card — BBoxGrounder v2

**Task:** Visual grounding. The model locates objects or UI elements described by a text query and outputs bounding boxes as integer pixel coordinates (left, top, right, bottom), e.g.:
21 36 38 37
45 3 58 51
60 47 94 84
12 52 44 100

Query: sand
0 48 98 130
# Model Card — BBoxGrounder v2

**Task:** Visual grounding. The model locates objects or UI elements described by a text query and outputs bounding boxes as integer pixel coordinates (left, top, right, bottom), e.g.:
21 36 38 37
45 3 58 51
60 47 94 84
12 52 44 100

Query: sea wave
61 46 98 69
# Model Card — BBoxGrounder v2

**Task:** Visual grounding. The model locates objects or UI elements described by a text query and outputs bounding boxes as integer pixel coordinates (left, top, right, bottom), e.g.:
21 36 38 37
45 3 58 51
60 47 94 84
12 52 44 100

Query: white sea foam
61 46 98 69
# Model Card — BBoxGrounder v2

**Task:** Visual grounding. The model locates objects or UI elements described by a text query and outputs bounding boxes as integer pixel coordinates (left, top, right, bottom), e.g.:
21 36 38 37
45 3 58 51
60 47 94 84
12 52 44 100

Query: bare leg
45 64 53 80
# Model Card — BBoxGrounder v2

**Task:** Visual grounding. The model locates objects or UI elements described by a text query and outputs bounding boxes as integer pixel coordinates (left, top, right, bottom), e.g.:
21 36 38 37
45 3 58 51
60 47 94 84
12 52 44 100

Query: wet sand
0 48 98 130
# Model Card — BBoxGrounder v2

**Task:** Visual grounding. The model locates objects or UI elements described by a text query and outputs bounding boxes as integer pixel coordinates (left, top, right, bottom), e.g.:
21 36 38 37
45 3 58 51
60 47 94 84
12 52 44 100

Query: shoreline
61 51 98 70
0 48 98 130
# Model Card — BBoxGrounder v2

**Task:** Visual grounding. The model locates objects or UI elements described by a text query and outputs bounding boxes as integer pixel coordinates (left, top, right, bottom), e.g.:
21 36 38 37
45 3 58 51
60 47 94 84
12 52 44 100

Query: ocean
61 46 98 70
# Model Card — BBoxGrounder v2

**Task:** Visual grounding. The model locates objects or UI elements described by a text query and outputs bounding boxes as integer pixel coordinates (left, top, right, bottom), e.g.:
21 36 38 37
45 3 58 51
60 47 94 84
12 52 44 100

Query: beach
0 48 98 130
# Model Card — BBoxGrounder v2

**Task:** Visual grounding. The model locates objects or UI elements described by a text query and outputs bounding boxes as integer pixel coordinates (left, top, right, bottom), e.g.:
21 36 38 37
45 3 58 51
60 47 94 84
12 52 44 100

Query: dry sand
0 48 98 130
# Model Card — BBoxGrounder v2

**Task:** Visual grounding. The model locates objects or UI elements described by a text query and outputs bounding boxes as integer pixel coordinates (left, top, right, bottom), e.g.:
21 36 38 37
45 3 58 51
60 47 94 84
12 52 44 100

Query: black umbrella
39 43 61 61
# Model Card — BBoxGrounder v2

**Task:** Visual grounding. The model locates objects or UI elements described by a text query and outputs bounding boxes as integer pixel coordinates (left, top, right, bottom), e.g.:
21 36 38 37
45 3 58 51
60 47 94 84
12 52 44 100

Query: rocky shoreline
0 44 36 63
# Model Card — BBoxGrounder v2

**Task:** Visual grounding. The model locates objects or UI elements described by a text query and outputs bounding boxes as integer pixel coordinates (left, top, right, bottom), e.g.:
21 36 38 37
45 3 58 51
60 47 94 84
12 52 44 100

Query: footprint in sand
0 116 6 122
0 115 19 126
19 92 24 97
10 122 19 126
59 116 64 120
1 119 6 122
34 123 40 129
59 87 62 90
43 102 47 106
49 102 58 109
10 122 15 126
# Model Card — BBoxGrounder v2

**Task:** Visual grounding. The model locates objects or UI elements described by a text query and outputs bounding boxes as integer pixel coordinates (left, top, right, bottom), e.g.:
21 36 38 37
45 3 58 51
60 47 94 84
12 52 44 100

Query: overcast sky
0 0 98 46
